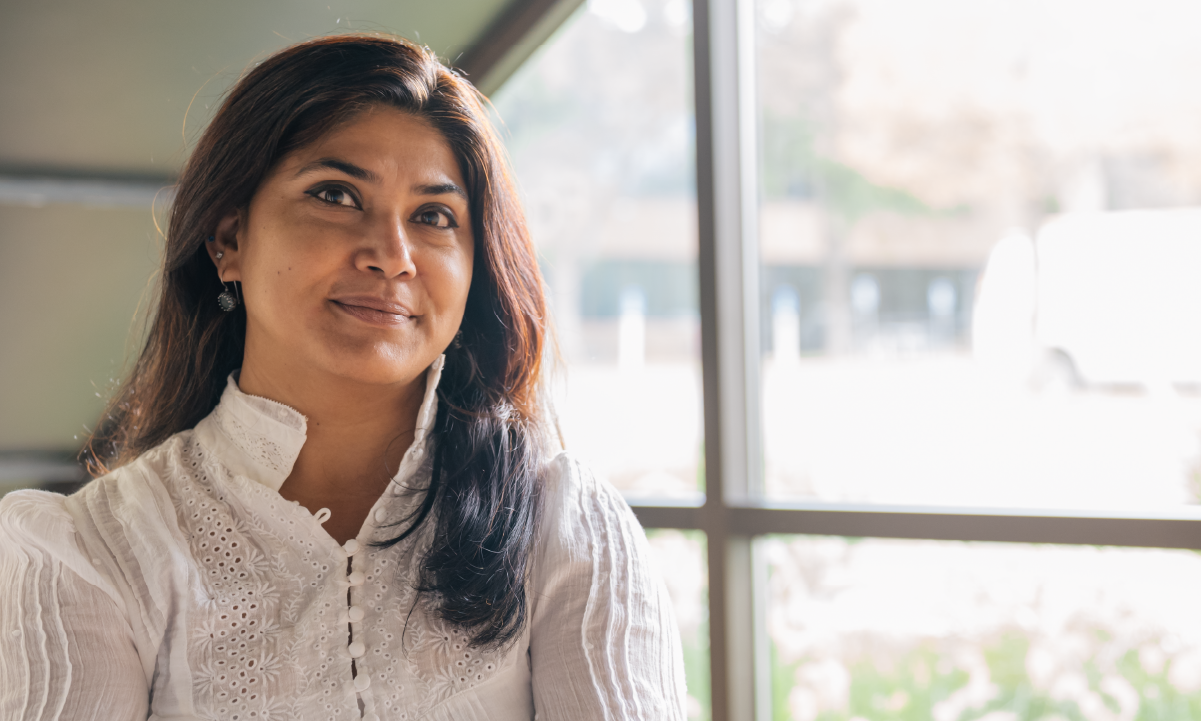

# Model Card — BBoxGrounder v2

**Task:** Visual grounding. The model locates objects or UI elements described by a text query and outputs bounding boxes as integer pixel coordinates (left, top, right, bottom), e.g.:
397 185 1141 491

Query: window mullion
693 0 766 718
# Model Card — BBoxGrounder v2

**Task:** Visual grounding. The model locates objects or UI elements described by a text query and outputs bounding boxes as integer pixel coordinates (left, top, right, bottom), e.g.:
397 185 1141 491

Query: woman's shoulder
1 434 192 555
0 488 76 550
535 451 647 557
540 451 633 519
0 488 123 598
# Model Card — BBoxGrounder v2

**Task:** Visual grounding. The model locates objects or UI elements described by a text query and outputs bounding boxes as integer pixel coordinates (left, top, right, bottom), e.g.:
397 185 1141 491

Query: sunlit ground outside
766 536 1201 721
555 363 703 499
646 529 711 720
762 354 1201 509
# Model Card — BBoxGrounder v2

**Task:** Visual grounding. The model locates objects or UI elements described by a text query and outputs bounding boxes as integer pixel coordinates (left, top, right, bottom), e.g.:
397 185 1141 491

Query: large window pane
766 535 1201 720
493 0 702 501
756 0 1201 510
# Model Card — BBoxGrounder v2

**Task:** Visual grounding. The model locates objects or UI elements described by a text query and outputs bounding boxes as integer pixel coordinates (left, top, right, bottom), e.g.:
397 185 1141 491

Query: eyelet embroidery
171 437 330 719
155 432 515 719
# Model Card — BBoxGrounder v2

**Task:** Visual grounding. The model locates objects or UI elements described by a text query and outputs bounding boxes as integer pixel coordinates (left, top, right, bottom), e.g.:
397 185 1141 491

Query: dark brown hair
84 34 550 648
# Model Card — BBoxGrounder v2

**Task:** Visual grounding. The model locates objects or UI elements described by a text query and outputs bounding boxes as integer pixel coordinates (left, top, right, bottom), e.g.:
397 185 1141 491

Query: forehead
284 105 464 183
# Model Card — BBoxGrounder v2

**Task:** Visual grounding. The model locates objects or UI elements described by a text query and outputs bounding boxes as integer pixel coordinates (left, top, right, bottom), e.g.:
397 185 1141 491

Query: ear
206 208 245 283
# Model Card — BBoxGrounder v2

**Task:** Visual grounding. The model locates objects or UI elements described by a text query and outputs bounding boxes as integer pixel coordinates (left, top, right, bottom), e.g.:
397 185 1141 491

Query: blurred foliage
772 629 1201 721
760 111 936 221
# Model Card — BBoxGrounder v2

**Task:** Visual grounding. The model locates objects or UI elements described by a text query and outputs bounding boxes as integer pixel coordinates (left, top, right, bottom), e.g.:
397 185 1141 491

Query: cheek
426 249 475 316
245 234 334 310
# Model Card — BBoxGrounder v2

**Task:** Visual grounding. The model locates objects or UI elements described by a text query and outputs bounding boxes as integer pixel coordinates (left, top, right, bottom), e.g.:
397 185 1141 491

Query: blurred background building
8 1 1201 719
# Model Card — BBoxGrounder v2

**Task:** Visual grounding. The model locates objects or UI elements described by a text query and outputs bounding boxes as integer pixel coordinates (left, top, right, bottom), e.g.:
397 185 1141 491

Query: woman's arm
529 455 688 721
0 490 149 720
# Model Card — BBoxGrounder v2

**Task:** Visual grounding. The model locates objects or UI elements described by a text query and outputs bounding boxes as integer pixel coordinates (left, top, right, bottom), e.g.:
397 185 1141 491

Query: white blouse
0 359 688 720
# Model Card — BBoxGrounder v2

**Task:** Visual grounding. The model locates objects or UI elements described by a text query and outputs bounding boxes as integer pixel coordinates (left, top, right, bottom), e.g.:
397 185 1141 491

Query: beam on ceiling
0 173 176 209
454 0 584 96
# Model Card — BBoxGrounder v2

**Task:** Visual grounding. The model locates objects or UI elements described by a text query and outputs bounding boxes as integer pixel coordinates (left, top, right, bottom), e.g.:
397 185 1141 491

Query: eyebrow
414 182 468 200
294 159 466 200
294 158 381 183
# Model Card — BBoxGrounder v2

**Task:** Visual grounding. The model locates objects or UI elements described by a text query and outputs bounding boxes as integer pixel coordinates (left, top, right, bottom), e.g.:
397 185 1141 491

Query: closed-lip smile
330 295 415 326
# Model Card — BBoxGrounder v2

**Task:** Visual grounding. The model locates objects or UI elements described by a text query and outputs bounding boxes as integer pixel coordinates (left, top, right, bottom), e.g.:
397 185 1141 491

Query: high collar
193 356 445 492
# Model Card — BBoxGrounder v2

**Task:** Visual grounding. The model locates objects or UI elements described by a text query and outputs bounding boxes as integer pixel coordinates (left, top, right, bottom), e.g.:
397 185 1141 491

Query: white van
973 209 1201 388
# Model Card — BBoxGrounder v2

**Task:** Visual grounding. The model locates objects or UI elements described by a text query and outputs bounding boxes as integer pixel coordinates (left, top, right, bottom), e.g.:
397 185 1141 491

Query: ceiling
0 0 571 461
0 0 525 180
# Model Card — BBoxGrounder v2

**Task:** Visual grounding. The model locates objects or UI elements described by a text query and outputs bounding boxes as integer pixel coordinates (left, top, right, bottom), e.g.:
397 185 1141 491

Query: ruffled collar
193 356 445 492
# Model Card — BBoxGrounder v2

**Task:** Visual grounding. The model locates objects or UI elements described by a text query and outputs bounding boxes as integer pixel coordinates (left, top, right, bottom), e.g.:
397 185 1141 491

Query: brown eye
415 208 456 228
310 186 359 208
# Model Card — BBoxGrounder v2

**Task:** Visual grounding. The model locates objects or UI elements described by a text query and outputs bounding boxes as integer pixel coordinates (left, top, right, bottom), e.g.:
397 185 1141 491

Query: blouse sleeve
0 490 149 721
528 454 688 721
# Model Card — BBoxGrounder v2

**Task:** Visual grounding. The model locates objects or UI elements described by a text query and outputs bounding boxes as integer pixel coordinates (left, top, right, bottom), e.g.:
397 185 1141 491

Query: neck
237 358 428 504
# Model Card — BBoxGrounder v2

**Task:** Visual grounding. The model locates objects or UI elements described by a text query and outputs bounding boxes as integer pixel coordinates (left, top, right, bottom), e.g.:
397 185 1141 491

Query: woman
0 34 686 720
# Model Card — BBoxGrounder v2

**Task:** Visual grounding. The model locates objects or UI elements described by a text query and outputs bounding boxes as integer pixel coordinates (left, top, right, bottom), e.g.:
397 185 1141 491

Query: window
751 1 1201 716
496 0 1201 719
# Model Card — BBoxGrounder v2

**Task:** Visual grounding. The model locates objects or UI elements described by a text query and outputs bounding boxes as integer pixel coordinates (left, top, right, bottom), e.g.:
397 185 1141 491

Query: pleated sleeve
0 490 149 721
529 454 688 721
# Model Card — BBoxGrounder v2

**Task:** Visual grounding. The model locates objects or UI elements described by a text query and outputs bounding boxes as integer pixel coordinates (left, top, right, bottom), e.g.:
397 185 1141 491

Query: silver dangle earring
217 281 240 312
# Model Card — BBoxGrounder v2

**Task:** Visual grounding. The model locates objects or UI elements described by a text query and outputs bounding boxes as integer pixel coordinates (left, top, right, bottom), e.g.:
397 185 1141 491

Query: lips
330 296 415 326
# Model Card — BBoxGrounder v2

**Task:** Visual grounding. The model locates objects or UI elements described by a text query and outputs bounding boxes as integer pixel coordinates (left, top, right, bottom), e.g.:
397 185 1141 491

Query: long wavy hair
83 34 551 649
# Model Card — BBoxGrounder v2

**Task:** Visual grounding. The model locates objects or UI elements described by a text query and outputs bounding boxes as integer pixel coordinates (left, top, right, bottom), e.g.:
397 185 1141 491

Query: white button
343 539 360 555
354 674 372 692
373 508 387 522
412 448 423 458
348 641 366 658
348 605 365 622
348 571 365 586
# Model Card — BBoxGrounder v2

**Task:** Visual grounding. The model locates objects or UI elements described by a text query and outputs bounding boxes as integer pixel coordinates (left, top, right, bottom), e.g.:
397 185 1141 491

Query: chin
318 341 438 387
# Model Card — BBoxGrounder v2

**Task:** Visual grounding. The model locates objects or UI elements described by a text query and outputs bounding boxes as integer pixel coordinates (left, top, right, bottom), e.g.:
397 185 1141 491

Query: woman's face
214 105 474 387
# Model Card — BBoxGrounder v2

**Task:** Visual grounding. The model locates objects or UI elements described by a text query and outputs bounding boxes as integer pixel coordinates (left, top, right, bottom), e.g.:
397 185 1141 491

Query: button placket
344 537 371 706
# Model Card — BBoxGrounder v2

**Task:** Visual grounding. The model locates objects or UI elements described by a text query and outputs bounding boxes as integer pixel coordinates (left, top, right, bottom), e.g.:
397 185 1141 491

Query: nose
356 214 417 279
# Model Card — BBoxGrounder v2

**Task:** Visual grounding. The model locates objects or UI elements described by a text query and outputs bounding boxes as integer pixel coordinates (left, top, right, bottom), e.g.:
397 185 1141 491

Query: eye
308 185 360 209
414 207 458 229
